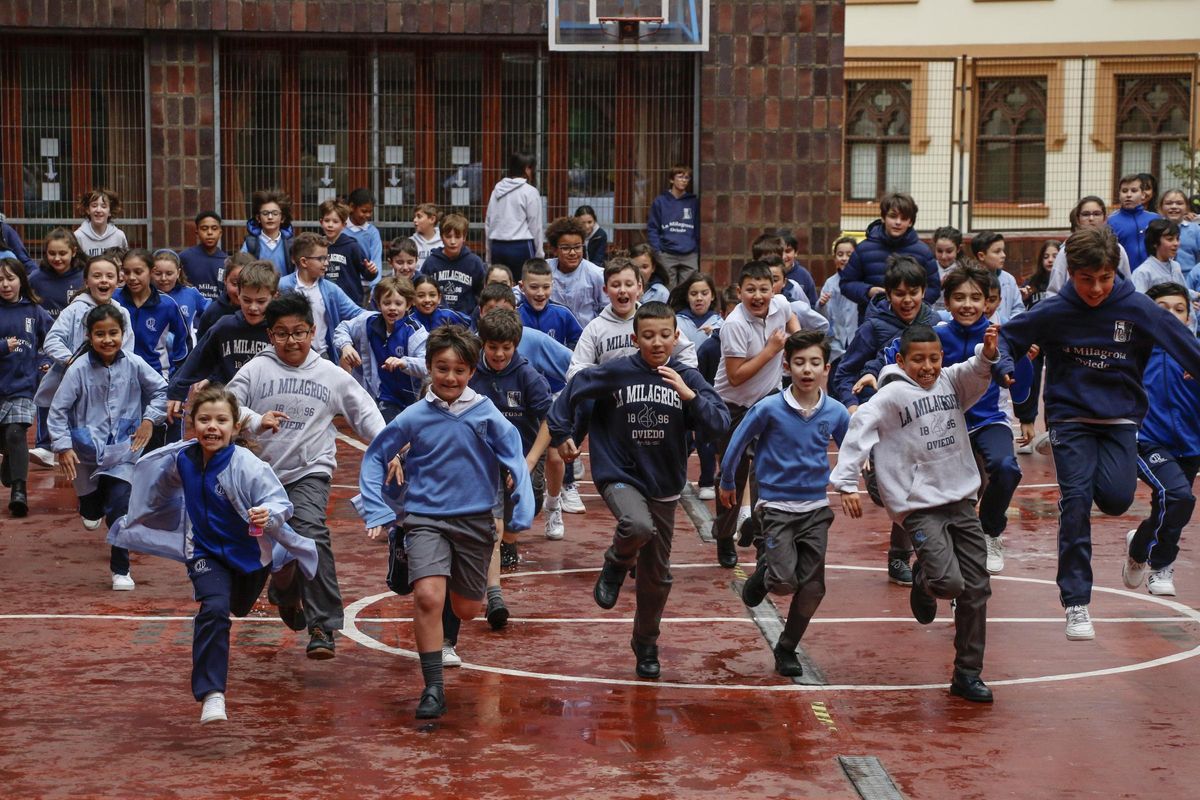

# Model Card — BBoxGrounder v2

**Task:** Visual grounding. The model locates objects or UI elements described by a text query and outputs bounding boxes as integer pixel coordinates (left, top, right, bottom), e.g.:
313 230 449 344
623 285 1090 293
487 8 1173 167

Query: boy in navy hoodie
994 227 1200 641
646 165 700 287
720 330 849 677
1108 174 1161 266
179 211 229 301
421 213 486 316
318 199 377 305
548 301 729 679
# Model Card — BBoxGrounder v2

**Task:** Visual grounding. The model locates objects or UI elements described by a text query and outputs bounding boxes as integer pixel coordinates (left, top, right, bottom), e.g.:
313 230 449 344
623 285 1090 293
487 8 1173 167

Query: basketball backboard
548 0 709 51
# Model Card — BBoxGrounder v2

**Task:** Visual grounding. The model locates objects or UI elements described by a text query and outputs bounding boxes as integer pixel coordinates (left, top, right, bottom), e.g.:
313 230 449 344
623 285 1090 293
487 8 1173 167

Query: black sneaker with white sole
306 627 335 659
888 557 913 586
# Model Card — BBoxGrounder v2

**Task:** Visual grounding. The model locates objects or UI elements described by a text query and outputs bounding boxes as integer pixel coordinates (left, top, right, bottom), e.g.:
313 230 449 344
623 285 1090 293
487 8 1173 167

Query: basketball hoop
597 16 664 42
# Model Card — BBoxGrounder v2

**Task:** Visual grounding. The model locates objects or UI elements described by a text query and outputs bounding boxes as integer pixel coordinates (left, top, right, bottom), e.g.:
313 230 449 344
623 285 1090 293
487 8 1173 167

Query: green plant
1166 144 1200 195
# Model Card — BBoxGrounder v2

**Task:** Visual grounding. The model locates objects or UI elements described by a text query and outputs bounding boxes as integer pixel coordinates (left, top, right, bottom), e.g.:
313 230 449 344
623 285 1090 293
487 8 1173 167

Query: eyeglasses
302 254 331 263
258 209 283 218
558 244 584 253
1078 210 1105 219
270 328 312 341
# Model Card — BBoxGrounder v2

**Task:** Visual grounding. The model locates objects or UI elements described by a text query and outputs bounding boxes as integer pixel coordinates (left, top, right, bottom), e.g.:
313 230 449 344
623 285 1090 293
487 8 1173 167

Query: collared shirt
758 388 831 513
425 385 486 416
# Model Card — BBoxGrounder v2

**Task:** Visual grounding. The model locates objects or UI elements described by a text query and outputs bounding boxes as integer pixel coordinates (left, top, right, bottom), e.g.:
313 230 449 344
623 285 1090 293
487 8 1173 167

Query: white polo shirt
713 294 794 407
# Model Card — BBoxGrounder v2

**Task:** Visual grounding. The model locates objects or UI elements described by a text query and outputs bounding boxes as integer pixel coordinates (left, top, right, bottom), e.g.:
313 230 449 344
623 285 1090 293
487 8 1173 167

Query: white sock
546 494 561 510
738 505 751 517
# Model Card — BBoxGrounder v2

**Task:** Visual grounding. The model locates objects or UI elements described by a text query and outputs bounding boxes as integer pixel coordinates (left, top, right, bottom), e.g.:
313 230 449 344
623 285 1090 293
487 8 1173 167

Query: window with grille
844 80 911 202
0 40 147 254
1115 74 1191 191
974 77 1047 205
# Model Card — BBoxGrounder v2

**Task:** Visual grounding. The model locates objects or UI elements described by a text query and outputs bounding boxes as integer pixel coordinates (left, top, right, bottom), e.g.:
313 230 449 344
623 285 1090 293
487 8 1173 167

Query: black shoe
9 481 27 518
949 671 993 703
415 685 446 719
500 541 519 569
716 538 738 568
909 561 937 625
888 557 913 586
737 513 760 547
593 561 627 609
773 643 804 677
306 627 335 659
486 594 510 630
631 638 660 679
741 567 768 608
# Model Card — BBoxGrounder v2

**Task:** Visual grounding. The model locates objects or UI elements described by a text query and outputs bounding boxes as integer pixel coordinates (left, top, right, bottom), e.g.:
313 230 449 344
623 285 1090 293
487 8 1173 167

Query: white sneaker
29 447 57 468
1032 432 1052 455
1122 529 1149 589
1065 604 1094 640
82 516 103 530
573 460 586 481
1015 441 1034 455
985 535 1005 574
442 643 462 667
560 484 586 514
736 505 751 529
545 506 565 540
697 485 716 501
200 691 227 724
1148 565 1177 596
111 572 135 591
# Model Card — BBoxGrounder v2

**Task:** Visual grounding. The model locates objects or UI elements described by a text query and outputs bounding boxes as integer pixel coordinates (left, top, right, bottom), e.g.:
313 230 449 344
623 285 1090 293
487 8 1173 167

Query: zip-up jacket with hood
332 311 428 407
113 285 191 378
839 219 940 315
277 272 367 356
421 245 487 315
167 311 270 401
830 294 937 406
550 258 606 327
647 190 699 255
106 439 318 580
830 348 996 521
1141 345 1200 457
357 390 534 530
548 353 729 499
226 348 385 485
165 285 209 336
567 304 698 380
240 218 294 276
179 244 229 301
0 298 52 399
518 299 583 349
993 277 1200 424
1108 205 1160 267
485 177 544 252
73 222 127 257
325 232 371 303
469 353 552 452
35 294 135 406
29 265 84 319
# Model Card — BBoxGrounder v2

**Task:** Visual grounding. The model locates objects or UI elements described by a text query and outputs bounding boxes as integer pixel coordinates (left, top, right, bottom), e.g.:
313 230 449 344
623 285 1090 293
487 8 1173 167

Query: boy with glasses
278 233 367 358
240 189 295 276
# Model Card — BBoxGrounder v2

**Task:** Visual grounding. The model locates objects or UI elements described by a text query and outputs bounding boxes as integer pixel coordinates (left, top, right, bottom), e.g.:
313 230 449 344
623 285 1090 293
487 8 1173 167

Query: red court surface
3 428 1199 799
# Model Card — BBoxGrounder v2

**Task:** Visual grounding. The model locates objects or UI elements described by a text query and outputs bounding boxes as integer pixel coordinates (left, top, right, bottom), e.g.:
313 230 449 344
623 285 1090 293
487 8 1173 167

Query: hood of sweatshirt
492 176 531 200
252 346 323 372
477 352 530 379
878 362 922 390
864 218 921 251
597 304 636 326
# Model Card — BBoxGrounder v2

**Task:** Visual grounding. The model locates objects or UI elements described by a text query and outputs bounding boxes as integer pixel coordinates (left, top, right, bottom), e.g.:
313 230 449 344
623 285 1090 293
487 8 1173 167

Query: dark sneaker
909 561 937 625
486 594 510 630
741 567 768 608
949 671 994 703
9 481 28 518
773 643 804 677
631 638 660 680
737 512 760 547
888 557 913 586
306 627 335 659
500 541 519 569
716 537 738 568
415 685 446 719
593 561 628 609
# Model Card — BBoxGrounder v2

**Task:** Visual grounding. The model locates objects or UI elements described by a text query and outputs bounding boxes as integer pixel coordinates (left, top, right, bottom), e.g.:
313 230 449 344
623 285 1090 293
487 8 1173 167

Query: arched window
1115 74 1191 191
974 77 1046 204
844 80 911 202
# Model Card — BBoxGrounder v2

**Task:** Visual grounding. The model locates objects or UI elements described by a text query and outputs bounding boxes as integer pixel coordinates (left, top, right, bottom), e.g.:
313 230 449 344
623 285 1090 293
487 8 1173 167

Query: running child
240 189 294 276
319 198 377 303
151 249 209 337
631 243 671 304
993 227 1200 640
969 232 1023 324
420 213 486 315
410 203 442 270
1132 218 1185 294
1108 174 1161 266
1048 196 1133 293
518 258 583 349
179 210 229 301
386 237 420 281
777 229 818 305
0 259 53 516
358 324 534 719
74 188 128 256
548 302 729 679
832 323 1001 703
277 232 367 357
108 385 318 724
227 293 384 657
818 236 861 369
410 274 471 331
720 330 849 677
345 188 384 277
546 216 606 327
839 192 940 320
48 304 167 590
670 272 723 500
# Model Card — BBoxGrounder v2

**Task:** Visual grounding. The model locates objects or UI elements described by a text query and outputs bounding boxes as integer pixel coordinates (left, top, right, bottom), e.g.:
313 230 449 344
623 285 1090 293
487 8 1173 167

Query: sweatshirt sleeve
137 359 169 425
333 368 387 443
48 362 83 452
992 306 1040 385
329 282 366 328
42 307 78 364
167 325 221 401
946 346 999 411
718 403 767 491
829 396 886 493
358 415 412 529
167 303 191 371
547 365 613 445
489 409 535 531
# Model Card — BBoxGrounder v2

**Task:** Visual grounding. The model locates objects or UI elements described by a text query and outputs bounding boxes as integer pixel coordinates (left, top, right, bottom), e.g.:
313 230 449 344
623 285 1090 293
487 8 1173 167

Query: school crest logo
25 319 33 333
637 404 658 428
1148 452 1167 465
192 558 211 574
682 208 693 220
818 421 831 439
506 390 523 408
1113 320 1132 343
146 317 157 332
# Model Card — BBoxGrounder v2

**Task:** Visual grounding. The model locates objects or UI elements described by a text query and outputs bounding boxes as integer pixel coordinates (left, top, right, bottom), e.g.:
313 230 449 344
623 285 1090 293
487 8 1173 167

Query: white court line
336 433 368 452
351 615 1192 625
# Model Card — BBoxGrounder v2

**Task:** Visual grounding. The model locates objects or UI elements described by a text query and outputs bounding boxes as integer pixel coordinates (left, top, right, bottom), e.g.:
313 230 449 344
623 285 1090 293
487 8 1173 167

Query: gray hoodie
567 303 697 380
830 347 996 521
484 176 544 251
226 348 385 485
35 293 136 406
73 223 128 257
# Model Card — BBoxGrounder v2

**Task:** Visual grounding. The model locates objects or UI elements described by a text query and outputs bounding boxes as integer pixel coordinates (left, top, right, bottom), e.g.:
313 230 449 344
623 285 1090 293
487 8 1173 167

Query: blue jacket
519 300 583 349
409 307 472 333
114 286 191 377
107 439 318 579
839 219 940 317
325 232 371 304
469 354 552 452
277 273 366 356
421 245 487 315
676 309 723 347
994 277 1200 424
179 244 229 302
167 311 270 401
1107 206 1160 267
165 285 209 336
240 219 294 276
197 293 237 338
517 327 572 393
0 298 53 399
548 353 730 498
642 281 670 304
719 390 850 502
178 442 266 572
1177 220 1200 276
785 263 819 306
1 223 37 271
29 266 84 319
696 327 722 385
646 191 699 255
1140 347 1200 457
358 393 534 530
830 294 937 406
332 312 428 407
584 225 608 266
344 222 383 285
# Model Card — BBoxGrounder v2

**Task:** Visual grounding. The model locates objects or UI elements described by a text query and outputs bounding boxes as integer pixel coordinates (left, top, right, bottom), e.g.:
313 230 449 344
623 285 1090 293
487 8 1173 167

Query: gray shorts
403 513 497 601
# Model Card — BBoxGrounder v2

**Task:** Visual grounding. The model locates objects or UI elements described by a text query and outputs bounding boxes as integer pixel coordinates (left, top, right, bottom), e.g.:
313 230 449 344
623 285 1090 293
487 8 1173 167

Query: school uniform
646 190 700 286
410 231 443 271
167 311 271 402
74 223 127 257
584 225 608 266
839 219 941 319
989 269 1025 325
420 246 487 316
36 295 136 407
517 327 572 394
0 298 52 495
830 295 938 408
642 281 669 304
196 293 238 338
409 307 472 333
1047 243 1132 294
277 272 366 357
1132 255 1186 294
568 304 698 381
518 300 583 350
818 272 860 365
0 222 37 271
344 222 383 285
1108 206 1160 266
29 266 84 319
675 309 723 348
179 245 229 302
1177 219 1200 276
164 285 209 338
332 311 428 420
113 286 191 378
785 263 819 306
325 232 371 305
549 258 606 327
240 220 294 276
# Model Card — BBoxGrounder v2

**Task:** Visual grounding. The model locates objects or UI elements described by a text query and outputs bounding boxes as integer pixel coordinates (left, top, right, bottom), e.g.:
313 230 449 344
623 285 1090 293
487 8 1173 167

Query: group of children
4 178 1200 725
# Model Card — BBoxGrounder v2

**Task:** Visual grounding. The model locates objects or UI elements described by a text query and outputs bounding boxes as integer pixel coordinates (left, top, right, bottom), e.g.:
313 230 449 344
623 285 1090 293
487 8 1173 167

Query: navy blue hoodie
994 277 1200 424
0 298 53 399
196 293 238 338
647 191 699 255
469 353 552 452
421 245 487 315
547 353 729 498
179 244 229 301
168 310 270 401
839 219 940 319
29 266 84 319
325 232 370 305
830 294 937 406
1 223 37 272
